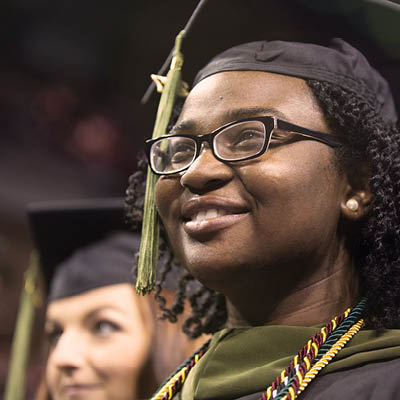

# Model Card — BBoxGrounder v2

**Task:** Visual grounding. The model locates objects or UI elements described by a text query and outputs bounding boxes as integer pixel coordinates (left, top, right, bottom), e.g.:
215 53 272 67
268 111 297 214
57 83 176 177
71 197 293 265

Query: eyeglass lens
214 121 266 159
150 120 268 174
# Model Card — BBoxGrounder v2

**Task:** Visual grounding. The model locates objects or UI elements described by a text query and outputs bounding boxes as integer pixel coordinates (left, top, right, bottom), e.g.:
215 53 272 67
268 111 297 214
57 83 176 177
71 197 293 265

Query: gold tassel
151 74 189 97
4 252 41 400
136 30 186 295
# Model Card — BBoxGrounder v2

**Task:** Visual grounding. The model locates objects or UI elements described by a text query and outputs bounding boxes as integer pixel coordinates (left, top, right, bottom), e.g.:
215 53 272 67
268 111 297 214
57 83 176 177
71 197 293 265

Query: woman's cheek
45 362 58 398
155 178 181 221
154 180 166 217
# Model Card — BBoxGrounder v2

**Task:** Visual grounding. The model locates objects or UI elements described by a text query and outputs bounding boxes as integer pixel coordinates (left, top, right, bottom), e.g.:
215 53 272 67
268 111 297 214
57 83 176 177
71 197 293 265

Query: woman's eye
45 329 62 347
94 320 120 336
171 143 195 163
232 130 264 147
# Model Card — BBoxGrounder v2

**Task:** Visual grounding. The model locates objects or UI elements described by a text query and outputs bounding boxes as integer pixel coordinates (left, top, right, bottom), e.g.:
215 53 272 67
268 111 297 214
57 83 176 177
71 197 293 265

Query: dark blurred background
1 0 399 398
0 1 203 397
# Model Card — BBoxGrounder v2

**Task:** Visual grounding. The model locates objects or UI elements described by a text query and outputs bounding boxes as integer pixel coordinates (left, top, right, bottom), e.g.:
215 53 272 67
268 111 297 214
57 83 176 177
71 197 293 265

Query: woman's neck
224 246 359 328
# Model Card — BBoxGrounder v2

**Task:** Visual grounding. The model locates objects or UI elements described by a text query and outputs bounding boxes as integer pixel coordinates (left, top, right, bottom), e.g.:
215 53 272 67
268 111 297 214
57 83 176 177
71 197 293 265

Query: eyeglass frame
145 115 344 176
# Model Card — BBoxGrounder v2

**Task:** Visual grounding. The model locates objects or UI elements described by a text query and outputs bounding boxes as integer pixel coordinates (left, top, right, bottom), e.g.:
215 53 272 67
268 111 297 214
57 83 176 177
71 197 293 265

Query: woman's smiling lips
61 383 101 397
181 196 250 236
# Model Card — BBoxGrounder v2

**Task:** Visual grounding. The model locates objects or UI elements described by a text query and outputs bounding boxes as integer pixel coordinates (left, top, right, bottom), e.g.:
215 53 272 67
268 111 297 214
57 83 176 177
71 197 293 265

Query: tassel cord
4 252 41 400
136 30 186 295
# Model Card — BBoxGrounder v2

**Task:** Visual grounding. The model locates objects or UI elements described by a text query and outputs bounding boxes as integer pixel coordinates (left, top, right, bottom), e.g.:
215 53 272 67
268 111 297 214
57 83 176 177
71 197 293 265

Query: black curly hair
125 79 400 338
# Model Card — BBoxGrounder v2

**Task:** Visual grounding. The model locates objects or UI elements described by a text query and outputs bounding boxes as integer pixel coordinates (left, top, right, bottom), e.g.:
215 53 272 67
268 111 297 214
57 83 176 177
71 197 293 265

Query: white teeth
192 209 227 221
206 209 218 219
196 210 207 220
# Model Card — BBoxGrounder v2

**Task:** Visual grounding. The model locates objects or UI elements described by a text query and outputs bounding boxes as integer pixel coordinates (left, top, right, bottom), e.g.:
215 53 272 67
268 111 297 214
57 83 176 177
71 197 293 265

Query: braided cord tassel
262 298 366 400
263 313 345 400
296 318 364 395
151 339 211 400
277 318 364 400
312 299 366 364
150 300 366 400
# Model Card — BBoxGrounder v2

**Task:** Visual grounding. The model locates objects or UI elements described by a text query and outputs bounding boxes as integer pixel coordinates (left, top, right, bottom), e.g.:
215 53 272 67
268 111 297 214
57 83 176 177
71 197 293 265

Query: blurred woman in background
29 199 205 400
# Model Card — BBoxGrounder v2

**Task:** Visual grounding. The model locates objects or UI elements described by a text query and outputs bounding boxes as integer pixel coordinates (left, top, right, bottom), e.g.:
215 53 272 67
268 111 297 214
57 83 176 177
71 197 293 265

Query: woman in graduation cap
28 199 204 400
125 7 400 400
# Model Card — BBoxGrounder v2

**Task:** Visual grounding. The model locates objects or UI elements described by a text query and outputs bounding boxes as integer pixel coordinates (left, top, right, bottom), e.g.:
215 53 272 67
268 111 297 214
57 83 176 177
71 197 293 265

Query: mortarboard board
143 0 400 110
27 197 133 296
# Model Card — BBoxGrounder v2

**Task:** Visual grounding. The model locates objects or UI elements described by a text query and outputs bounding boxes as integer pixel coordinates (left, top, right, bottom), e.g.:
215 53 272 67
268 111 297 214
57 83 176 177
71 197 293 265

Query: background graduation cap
27 197 130 295
5 197 133 400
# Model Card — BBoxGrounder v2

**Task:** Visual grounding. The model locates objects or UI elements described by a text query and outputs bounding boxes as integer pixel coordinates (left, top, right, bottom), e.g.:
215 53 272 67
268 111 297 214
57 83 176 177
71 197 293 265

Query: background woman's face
45 283 151 400
155 71 349 294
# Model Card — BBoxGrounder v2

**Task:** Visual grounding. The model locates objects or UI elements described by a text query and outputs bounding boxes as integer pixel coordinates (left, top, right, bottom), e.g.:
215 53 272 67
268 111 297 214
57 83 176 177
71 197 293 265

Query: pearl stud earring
346 198 359 212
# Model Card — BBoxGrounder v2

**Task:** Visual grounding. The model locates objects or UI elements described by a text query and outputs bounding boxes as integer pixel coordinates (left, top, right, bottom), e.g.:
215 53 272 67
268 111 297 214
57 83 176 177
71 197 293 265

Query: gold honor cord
136 30 187 295
5 252 42 400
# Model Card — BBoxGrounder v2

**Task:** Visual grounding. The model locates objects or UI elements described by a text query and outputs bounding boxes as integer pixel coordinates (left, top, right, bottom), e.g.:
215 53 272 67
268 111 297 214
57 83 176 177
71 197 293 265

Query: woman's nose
180 143 234 193
50 331 86 371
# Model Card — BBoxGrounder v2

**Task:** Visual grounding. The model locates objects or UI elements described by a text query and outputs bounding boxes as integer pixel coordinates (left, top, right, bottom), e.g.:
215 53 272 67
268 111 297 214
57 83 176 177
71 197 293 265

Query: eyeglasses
145 115 344 175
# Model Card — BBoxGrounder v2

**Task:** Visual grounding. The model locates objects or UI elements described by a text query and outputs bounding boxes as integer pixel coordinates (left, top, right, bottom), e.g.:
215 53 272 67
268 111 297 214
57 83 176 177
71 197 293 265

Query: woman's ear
340 163 374 221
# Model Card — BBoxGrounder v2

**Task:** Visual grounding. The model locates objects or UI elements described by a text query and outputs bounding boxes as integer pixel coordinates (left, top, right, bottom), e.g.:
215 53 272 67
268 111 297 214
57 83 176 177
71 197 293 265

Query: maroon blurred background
0 1 201 397
1 1 399 397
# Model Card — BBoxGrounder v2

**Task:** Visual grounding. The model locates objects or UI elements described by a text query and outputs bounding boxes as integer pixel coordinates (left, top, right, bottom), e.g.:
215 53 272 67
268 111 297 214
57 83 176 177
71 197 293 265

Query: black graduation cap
143 0 400 113
27 197 136 298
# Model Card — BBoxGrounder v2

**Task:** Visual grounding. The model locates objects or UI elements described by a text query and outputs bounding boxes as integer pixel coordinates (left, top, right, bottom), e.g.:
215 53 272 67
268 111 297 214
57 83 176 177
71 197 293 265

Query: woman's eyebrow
170 119 196 133
44 319 59 328
226 106 288 121
83 305 126 322
170 106 288 133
